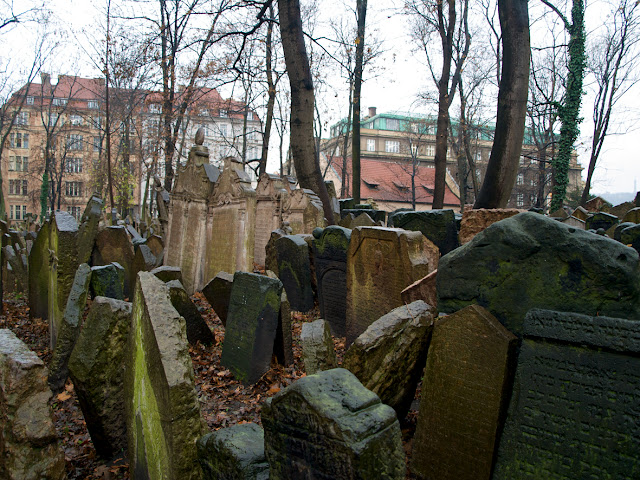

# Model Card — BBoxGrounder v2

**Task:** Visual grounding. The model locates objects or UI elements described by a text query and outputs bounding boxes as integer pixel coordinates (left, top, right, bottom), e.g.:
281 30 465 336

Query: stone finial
195 127 205 145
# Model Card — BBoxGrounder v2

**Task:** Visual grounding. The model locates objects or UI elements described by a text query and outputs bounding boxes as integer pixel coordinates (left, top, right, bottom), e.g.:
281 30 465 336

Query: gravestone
197 423 269 480
275 235 314 312
585 211 618 231
390 209 460 255
131 244 157 291
622 206 640 224
324 180 340 220
68 297 132 459
458 208 521 244
90 263 125 300
28 222 49 319
273 291 293 366
343 300 435 420
494 309 640 479
608 201 635 220
0 330 65 480
254 173 289 266
166 279 215 345
125 272 206 480
437 212 640 337
145 234 164 261
48 263 92 394
202 271 234 327
342 207 386 224
300 319 337 375
350 212 376 228
77 195 103 264
401 270 437 308
346 226 438 346
614 221 636 242
572 205 589 221
620 223 640 253
262 368 405 479
221 272 283 385
411 305 517 480
150 265 182 283
3 244 26 292
312 226 351 336
92 226 134 298
282 188 325 234
204 158 256 284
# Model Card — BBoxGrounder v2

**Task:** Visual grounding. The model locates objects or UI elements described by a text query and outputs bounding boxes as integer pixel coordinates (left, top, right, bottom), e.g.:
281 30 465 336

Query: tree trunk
278 0 334 224
351 0 367 204
260 5 276 177
474 0 530 208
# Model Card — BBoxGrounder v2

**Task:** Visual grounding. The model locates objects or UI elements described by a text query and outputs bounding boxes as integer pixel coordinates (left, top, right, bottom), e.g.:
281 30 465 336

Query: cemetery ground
0 291 420 479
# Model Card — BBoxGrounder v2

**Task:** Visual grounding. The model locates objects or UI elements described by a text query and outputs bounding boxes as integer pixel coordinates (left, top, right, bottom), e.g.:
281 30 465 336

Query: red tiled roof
328 156 459 206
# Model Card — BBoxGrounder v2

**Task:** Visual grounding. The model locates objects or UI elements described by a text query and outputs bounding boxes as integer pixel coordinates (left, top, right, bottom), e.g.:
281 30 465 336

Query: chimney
40 72 50 86
368 107 377 118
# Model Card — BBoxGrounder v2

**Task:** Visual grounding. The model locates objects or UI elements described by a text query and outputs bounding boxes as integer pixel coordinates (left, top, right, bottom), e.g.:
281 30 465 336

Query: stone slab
202 271 233 327
166 280 215 346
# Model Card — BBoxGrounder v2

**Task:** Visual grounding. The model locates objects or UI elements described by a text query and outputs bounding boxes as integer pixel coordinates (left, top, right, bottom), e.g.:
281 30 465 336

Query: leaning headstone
620 223 640 253
254 173 289 266
0 330 65 480
437 212 640 336
608 201 635 220
275 235 314 312
273 290 293 366
125 272 206 480
390 209 460 255
401 270 438 308
264 228 287 276
350 212 376 228
3 244 27 292
77 195 103 264
300 319 337 375
494 309 640 479
346 226 438 346
131 243 157 291
343 301 435 420
90 262 125 300
262 368 405 480
201 271 234 327
585 211 619 231
166 279 215 345
28 221 50 319
411 305 517 480
458 208 520 244
342 208 386 224
68 297 132 459
197 423 269 480
145 234 164 260
221 272 283 385
150 265 182 283
92 226 135 298
48 263 92 394
312 226 351 336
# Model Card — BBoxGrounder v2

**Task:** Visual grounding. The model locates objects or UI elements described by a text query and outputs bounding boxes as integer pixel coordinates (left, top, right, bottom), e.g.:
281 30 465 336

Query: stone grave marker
494 309 640 479
131 243 157 291
273 290 293 366
585 211 619 231
346 226 438 346
145 234 164 261
300 319 337 375
458 208 521 244
401 270 437 308
0 329 65 480
3 244 26 292
254 173 288 266
166 279 215 345
350 212 376 228
282 188 325 234
275 234 314 312
342 207 386 224
202 271 233 327
92 226 134 298
264 228 287 276
262 368 405 479
125 272 206 480
68 297 132 459
77 195 103 264
28 221 49 319
343 300 435 420
390 209 460 255
411 305 517 480
90 263 125 300
221 272 282 385
150 265 182 283
325 180 340 220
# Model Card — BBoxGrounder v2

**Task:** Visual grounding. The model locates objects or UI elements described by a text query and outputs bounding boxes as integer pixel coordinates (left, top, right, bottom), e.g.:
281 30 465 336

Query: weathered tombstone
339 197 357 214
494 309 640 479
342 207 386 225
584 195 610 212
220 272 283 385
201 271 233 327
390 209 460 255
585 211 619 231
300 319 337 375
145 234 164 261
125 272 206 480
325 180 340 220
77 195 103 264
282 188 325 234
312 226 351 336
608 201 635 219
165 136 219 294
264 228 287 276
197 423 269 480
90 262 125 300
131 243 157 291
3 244 26 292
275 235 314 312
437 212 640 336
0 330 65 480
68 297 132 459
262 368 405 479
346 226 438 346
401 270 438 308
411 305 517 480
166 279 215 345
338 212 356 228
204 158 256 283
150 265 182 283
458 208 521 244
572 205 589 221
350 212 376 228
343 301 435 420
254 173 289 266
614 221 636 242
48 263 92 394
622 206 640 224
92 226 134 298
620 223 640 253
273 290 293 366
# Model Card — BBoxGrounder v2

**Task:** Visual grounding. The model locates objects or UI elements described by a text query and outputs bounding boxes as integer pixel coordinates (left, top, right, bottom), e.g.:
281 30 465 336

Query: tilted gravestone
77 195 103 264
458 208 521 244
48 263 92 394
221 272 283 385
312 226 351 336
197 423 269 480
202 271 234 327
90 262 125 300
92 226 135 298
254 173 289 266
166 279 215 346
275 235 314 312
437 212 640 337
494 309 640 479
131 243 157 292
411 305 517 480
401 270 437 308
300 319 337 375
262 368 405 479
145 234 164 262
264 228 287 276
389 209 460 255
68 297 132 459
282 188 325 235
28 221 50 319
273 291 293 366
0 329 66 480
125 272 206 480
3 244 27 292
346 226 438 346
343 300 435 420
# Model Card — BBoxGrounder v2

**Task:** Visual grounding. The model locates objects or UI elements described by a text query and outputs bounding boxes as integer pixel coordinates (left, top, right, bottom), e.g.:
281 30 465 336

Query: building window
49 113 59 126
52 97 67 106
88 100 99 109
67 134 83 151
8 156 28 172
220 109 228 118
65 181 83 197
517 173 524 185
516 193 524 207
149 104 162 114
219 124 228 138
366 139 375 152
385 140 400 153
411 123 419 133
26 96 34 105
386 118 399 130
70 114 83 126
67 206 82 220
425 144 435 157
9 205 27 220
411 144 418 156
93 136 101 152
9 180 27 196
475 150 482 162
13 111 28 126
247 111 253 120
10 133 29 149
335 145 340 157
66 157 83 173
519 155 525 166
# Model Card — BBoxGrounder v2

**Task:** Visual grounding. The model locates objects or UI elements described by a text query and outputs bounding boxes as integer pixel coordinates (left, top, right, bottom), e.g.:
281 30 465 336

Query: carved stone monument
254 173 289 266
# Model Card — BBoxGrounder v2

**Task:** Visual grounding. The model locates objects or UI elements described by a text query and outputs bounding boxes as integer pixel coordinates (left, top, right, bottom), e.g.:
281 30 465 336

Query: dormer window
220 109 228 118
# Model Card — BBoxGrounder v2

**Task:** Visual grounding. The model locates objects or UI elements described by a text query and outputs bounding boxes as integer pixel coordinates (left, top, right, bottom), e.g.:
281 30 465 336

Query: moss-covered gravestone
68 297 132 459
77 195 103 265
437 212 640 337
343 301 435 420
494 309 640 479
125 272 206 480
202 271 234 327
90 263 125 300
166 280 215 345
92 226 135 298
312 226 351 336
585 211 619 231
389 209 460 255
0 329 66 480
346 227 438 346
29 222 50 319
221 272 282 385
275 235 314 312
300 319 337 375
411 305 517 480
262 368 405 479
